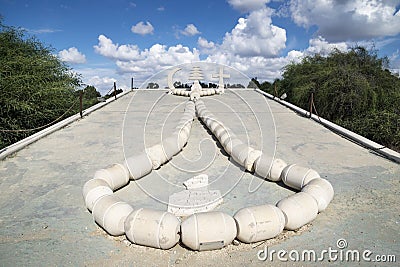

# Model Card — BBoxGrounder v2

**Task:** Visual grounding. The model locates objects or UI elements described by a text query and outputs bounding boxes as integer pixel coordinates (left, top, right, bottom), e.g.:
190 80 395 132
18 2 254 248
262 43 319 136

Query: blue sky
2 0 400 94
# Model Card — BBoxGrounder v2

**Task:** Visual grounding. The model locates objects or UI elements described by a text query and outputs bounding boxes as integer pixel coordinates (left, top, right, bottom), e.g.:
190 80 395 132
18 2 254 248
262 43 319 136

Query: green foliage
339 111 400 150
0 21 82 149
247 77 260 88
173 81 182 88
279 46 400 151
227 83 245 88
146 82 159 89
248 78 287 98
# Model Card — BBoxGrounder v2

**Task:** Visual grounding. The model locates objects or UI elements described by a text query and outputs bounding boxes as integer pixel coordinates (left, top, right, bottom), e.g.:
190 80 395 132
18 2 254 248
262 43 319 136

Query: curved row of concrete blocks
82 99 334 251
171 88 220 100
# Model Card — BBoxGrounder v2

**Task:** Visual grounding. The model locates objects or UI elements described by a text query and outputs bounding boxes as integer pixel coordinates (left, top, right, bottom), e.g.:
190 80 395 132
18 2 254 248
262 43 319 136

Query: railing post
114 82 117 100
309 91 314 118
79 90 83 118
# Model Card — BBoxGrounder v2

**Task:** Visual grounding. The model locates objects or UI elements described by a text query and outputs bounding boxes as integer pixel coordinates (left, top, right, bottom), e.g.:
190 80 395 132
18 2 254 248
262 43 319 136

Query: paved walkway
0 90 398 266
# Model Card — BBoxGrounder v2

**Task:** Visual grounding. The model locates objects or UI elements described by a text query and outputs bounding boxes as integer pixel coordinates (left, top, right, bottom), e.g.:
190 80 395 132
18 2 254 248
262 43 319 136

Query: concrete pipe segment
93 163 130 191
181 211 237 251
244 149 262 172
276 192 319 230
254 155 287 182
124 208 181 249
123 153 153 180
234 204 285 243
161 136 183 159
146 144 170 169
281 164 321 190
92 194 134 236
231 144 254 167
83 178 113 212
301 178 334 212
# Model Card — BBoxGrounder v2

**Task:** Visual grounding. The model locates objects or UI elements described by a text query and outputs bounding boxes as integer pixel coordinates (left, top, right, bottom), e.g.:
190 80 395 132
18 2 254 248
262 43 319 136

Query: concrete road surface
0 90 398 266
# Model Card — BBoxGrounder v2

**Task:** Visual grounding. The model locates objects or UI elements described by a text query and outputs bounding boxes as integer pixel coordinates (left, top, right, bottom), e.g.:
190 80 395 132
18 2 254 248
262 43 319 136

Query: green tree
0 20 81 149
247 77 260 88
173 81 182 88
146 82 159 89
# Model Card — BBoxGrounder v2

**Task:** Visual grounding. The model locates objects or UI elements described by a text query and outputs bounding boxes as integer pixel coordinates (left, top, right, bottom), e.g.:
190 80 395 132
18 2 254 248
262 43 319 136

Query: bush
340 111 400 151
279 46 400 151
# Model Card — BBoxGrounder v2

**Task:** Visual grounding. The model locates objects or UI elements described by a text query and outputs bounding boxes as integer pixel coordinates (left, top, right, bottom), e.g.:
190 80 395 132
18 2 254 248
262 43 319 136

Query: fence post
79 90 83 118
309 91 314 118
114 82 117 100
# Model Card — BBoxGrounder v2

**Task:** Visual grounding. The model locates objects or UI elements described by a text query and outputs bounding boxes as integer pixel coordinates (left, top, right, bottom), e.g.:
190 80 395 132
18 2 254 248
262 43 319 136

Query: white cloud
289 0 400 41
58 47 86 64
24 28 62 34
220 7 286 57
181 24 201 36
205 52 289 81
227 0 271 12
272 36 348 67
94 35 141 61
274 1 291 17
198 37 215 49
306 36 348 56
157 6 165 11
198 37 216 54
195 6 287 77
87 76 117 94
131 21 154 35
76 67 120 95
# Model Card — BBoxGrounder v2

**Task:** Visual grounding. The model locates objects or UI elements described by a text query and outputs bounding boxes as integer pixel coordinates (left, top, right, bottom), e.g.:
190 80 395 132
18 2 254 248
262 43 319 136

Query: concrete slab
0 89 398 266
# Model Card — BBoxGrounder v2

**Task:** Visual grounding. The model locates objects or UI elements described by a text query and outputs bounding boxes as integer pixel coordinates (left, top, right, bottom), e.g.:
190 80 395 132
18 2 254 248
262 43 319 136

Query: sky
2 0 400 94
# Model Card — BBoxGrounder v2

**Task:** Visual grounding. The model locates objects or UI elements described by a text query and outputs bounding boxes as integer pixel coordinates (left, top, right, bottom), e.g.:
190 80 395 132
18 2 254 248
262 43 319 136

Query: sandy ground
0 90 398 266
